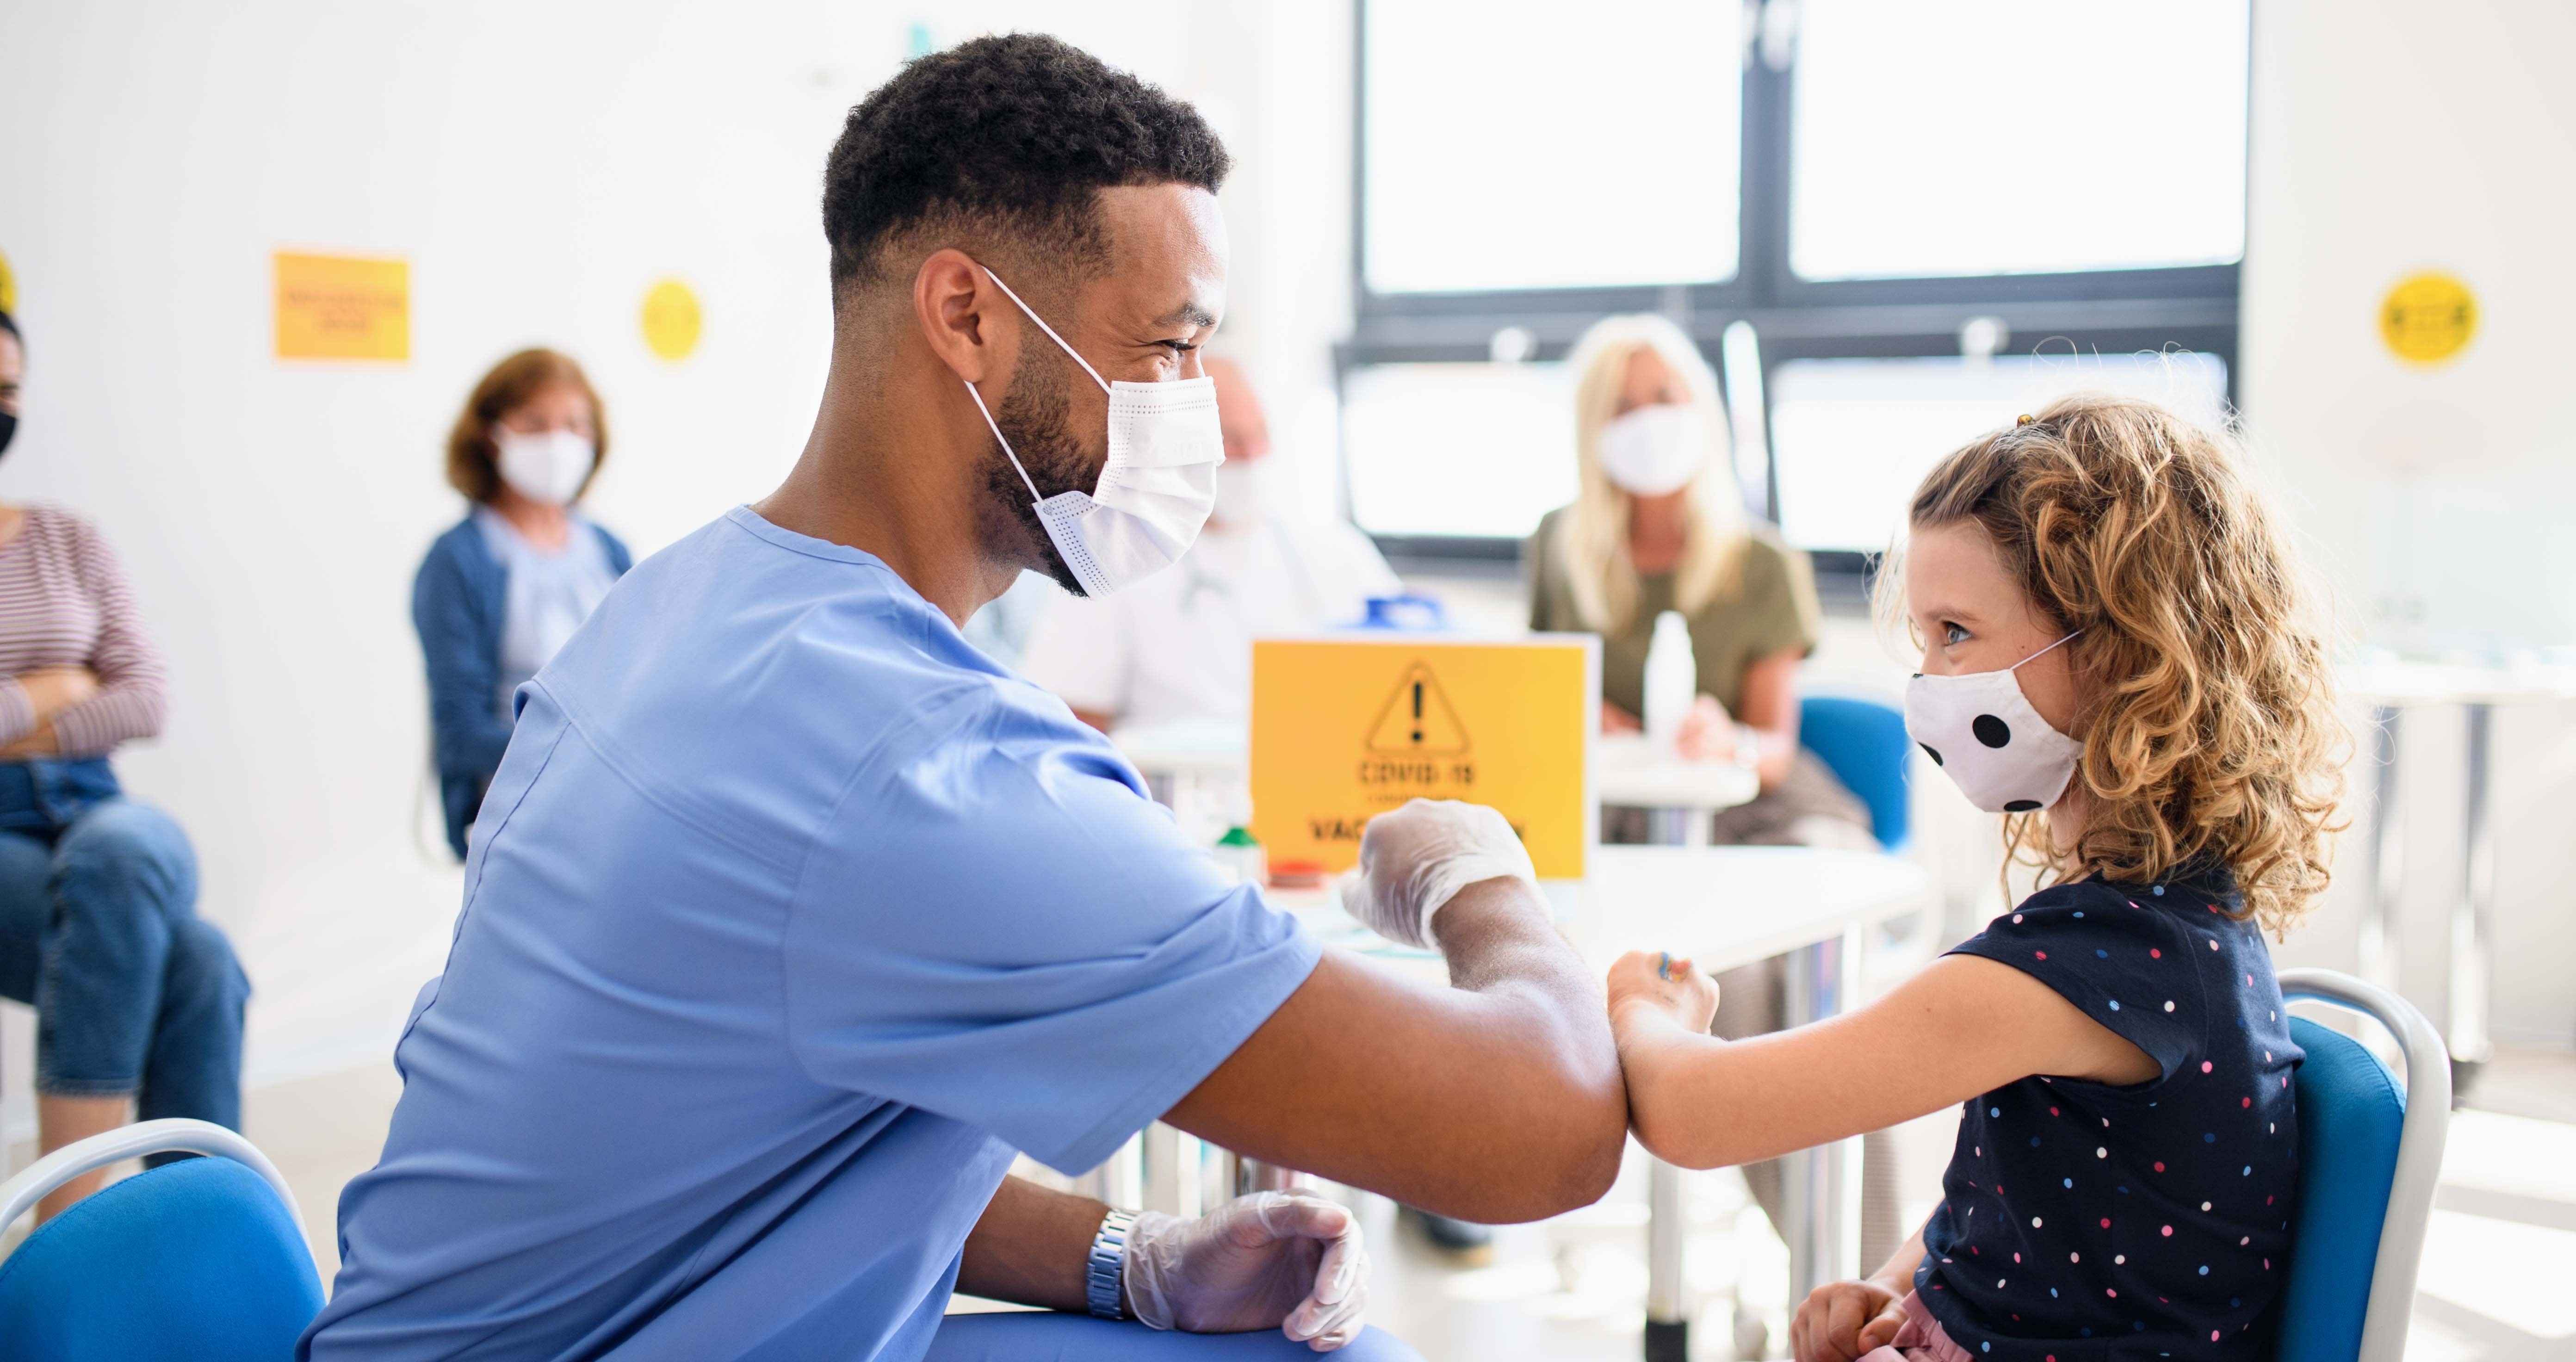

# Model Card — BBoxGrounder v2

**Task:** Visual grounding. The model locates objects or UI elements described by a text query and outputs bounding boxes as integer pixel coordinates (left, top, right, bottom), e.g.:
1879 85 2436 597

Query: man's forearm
1167 875 1627 1222
955 1176 1109 1313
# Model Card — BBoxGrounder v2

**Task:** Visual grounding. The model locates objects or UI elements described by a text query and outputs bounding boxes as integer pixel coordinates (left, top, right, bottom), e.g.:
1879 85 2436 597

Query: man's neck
753 340 1025 628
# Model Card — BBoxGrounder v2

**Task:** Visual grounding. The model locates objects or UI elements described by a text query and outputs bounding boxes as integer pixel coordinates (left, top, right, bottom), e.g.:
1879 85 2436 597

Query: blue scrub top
305 507 1322 1362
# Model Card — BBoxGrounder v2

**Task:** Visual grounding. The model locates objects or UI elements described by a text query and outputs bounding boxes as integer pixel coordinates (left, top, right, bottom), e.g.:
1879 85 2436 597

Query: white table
1271 845 1933 1362
1592 735 1761 845
2343 660 2576 1093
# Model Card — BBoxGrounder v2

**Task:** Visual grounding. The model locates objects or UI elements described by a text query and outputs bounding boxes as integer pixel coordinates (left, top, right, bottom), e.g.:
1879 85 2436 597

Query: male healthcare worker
1020 356 1400 732
303 34 1625 1362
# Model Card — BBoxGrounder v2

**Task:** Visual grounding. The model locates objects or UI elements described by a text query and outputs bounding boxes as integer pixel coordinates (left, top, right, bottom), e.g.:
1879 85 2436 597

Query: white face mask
1904 631 2082 814
962 266 1224 598
1596 404 1708 496
494 427 596 506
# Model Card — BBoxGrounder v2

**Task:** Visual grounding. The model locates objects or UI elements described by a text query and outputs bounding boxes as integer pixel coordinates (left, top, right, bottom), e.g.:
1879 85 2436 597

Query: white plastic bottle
1642 610 1698 751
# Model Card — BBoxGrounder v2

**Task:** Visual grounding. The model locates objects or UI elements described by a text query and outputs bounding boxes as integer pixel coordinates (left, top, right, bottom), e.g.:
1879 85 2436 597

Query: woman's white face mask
1596 403 1708 496
1903 631 2083 814
961 266 1224 598
494 428 596 506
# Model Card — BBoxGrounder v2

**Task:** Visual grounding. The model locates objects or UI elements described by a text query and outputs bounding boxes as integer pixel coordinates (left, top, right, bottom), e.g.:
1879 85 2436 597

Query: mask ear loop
960 380 1046 505
2009 630 2082 671
977 266 1112 395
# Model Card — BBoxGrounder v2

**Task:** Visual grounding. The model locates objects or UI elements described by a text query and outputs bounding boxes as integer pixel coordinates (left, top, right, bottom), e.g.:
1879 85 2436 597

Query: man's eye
1942 622 1969 646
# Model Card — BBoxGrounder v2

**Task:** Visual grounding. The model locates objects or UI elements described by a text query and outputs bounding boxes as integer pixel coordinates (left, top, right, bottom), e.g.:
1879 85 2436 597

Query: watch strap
1085 1208 1136 1320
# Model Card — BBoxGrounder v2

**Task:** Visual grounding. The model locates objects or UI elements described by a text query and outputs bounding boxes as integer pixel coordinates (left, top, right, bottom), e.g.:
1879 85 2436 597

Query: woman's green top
1525 508 1821 718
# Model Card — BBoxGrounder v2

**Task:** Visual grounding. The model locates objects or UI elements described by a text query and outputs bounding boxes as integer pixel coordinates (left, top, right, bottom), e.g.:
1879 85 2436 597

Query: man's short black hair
822 33 1230 295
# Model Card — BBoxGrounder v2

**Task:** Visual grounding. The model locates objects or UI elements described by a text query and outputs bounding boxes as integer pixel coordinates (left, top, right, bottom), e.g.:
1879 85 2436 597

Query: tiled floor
7 1046 2571 1360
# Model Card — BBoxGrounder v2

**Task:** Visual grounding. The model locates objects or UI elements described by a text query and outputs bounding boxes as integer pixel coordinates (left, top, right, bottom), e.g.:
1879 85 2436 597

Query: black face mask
0 410 14 458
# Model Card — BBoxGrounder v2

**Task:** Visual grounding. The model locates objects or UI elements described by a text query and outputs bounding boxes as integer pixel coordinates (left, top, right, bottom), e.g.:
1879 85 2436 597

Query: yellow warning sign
2380 271 2477 365
1368 663 1470 755
1251 636 1596 880
641 278 702 361
273 251 409 361
0 248 16 315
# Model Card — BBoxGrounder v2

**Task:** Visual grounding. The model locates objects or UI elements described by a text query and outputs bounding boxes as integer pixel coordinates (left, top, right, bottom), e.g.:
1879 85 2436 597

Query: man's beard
977 344 1099 594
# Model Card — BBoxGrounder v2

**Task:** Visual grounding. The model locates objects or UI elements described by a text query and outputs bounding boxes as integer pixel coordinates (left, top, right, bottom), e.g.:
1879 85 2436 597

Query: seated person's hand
1601 700 1643 736
1791 1277 1908 1362
1672 693 1736 762
1338 799 1539 949
1606 950 1719 1036
16 666 99 717
1125 1191 1369 1351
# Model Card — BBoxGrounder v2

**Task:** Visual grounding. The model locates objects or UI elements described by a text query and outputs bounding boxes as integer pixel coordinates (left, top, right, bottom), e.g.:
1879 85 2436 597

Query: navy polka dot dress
1914 865 2300 1359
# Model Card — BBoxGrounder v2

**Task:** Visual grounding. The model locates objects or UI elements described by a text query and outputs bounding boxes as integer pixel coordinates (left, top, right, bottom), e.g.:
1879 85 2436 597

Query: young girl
1608 396 2344 1362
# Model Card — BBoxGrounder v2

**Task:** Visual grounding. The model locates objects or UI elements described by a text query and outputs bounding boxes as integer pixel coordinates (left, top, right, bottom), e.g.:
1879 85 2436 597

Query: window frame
1340 0 2245 582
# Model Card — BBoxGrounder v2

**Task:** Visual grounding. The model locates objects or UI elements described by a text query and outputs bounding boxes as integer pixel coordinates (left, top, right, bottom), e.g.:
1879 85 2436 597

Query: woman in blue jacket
414 349 632 859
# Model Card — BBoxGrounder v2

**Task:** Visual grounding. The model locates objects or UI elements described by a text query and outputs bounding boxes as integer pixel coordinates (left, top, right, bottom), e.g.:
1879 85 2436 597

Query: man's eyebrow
1152 300 1219 329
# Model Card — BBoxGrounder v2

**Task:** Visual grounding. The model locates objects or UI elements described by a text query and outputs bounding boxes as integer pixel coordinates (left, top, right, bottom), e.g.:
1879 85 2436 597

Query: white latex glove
1125 1191 1370 1351
1337 798 1542 949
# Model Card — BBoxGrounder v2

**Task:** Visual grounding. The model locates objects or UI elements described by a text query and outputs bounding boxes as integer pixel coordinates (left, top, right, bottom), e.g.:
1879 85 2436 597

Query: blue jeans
925 1313 1422 1361
0 759 246 1151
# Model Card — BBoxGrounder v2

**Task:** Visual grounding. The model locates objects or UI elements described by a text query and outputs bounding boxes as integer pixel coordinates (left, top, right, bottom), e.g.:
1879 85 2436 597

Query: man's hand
16 668 98 719
1606 949 1719 1037
1790 1276 1908 1362
1601 701 1643 736
1126 1192 1368 1351
1338 799 1539 949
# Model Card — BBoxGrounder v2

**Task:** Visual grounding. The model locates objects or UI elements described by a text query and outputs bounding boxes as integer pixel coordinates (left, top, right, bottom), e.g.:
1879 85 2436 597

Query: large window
1361 1 1743 294
1343 0 2249 573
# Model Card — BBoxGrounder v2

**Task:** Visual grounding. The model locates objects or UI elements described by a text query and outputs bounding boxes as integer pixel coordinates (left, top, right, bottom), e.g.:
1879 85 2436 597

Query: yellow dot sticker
0 248 16 315
640 279 702 362
2380 272 2477 365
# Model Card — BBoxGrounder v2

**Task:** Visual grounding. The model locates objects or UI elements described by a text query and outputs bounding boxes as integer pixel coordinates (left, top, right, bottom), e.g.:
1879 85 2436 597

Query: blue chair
0 1118 323 1361
1798 694 1910 851
2274 968 2451 1362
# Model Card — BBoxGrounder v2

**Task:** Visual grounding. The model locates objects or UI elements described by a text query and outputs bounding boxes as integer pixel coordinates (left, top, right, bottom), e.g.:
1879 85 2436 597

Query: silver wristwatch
1085 1208 1136 1320
1732 722 1762 773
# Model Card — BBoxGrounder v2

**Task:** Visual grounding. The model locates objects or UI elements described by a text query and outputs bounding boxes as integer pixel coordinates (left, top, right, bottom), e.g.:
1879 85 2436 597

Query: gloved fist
1125 1191 1370 1351
1338 799 1540 949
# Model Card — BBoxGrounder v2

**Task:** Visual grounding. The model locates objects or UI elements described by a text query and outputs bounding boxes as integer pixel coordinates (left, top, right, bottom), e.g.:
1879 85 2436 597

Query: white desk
2343 660 2576 1094
1266 844 1931 1362
1592 735 1761 845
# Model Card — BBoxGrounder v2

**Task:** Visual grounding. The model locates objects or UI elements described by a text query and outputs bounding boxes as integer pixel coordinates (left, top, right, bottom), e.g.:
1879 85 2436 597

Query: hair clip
2015 413 2037 426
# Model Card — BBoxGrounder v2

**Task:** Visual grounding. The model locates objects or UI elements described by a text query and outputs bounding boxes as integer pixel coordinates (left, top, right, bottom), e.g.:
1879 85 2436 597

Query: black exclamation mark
1410 681 1424 747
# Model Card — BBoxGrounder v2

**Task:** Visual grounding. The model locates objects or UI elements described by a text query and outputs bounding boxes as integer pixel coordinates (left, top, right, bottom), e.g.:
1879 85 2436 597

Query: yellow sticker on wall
273 251 409 361
641 279 702 361
0 248 16 315
2380 272 2477 365
1251 635 1597 879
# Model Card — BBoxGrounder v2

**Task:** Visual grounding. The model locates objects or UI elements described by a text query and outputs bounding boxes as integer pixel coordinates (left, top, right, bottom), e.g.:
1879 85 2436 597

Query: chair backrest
0 1121 323 1362
1798 694 1910 850
2273 969 2451 1362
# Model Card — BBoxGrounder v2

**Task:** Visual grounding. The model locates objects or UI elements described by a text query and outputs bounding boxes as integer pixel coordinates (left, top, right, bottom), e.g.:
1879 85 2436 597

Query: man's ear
914 248 1016 388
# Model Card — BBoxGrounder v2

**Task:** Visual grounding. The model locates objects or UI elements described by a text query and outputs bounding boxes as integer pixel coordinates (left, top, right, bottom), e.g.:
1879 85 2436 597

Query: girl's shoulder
1949 865 2259 1084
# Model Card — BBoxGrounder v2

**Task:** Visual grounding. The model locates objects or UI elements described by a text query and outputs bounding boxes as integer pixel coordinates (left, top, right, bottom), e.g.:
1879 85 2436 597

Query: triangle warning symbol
1366 662 1471 756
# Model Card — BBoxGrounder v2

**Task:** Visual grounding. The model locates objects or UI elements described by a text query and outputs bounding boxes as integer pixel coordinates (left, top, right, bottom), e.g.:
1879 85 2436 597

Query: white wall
2242 0 2576 1046
0 0 1333 1131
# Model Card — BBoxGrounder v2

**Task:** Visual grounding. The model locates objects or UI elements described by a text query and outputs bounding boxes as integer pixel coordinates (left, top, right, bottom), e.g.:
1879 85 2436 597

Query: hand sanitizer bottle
1642 610 1697 751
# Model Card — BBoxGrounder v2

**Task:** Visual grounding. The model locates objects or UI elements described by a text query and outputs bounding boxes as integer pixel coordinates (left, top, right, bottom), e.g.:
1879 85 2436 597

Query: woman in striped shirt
0 310 248 1221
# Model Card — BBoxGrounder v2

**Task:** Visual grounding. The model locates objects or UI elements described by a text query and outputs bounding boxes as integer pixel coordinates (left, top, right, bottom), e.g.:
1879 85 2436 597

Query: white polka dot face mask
1904 631 2083 814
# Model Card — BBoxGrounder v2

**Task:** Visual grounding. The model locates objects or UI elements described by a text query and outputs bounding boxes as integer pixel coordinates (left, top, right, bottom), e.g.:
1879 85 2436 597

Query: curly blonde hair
1882 394 2347 936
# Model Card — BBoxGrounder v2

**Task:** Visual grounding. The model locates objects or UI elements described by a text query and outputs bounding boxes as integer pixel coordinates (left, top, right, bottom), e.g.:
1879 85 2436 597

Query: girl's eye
1941 621 1970 646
